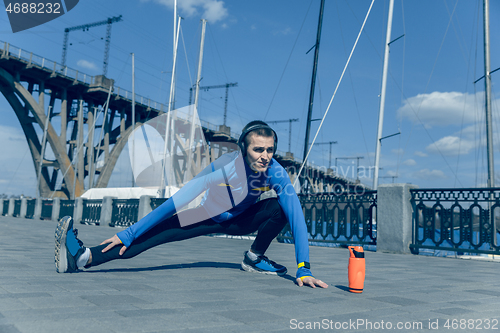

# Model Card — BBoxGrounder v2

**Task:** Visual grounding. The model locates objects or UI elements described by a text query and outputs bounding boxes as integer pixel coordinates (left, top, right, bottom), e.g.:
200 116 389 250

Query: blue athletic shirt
117 151 313 279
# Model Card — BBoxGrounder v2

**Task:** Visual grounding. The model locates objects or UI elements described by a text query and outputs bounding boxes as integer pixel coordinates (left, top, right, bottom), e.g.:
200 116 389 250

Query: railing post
51 197 61 221
138 195 152 220
20 198 28 218
1 42 9 59
34 198 42 220
27 52 33 68
7 198 15 216
74 197 84 224
100 196 116 226
376 183 418 254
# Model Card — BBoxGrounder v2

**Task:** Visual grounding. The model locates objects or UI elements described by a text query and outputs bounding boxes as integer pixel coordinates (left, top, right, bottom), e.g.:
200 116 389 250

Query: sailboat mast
373 0 395 190
303 0 325 164
483 0 494 188
131 52 135 187
159 6 181 198
184 19 207 183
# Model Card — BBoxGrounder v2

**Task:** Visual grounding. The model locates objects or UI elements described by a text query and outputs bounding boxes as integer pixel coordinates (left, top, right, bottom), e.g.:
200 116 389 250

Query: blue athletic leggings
87 198 287 267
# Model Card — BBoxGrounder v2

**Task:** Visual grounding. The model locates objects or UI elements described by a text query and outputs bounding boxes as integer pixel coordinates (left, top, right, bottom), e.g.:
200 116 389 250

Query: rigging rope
335 0 372 167
263 0 314 121
394 0 407 181
396 0 465 187
453 0 480 187
293 0 375 187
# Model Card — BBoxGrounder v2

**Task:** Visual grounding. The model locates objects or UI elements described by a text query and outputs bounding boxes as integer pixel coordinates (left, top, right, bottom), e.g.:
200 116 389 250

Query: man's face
244 134 274 172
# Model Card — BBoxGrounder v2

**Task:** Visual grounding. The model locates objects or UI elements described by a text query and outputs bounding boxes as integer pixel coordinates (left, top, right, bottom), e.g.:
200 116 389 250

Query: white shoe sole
241 261 287 276
54 216 72 273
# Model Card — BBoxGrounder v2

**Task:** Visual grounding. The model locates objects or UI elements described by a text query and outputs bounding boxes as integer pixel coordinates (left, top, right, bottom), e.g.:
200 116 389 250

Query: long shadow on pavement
83 261 298 283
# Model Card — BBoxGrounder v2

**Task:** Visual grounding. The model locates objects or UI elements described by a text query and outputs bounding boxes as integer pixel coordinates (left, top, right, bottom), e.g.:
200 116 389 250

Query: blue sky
0 0 499 196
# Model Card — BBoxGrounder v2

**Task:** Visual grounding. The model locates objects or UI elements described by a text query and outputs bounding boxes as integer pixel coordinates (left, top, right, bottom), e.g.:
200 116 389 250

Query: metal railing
1 192 378 249
13 199 21 217
150 198 168 211
2 200 8 215
0 41 94 85
110 199 139 227
59 200 75 218
410 188 500 255
40 200 52 220
81 199 102 226
278 191 377 246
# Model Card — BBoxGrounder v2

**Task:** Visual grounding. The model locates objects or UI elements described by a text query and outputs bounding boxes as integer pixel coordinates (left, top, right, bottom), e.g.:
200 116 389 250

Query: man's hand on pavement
296 276 328 288
100 234 128 255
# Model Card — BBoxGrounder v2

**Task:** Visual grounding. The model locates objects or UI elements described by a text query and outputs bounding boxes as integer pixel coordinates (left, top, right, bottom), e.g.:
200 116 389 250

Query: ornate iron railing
40 200 52 220
81 199 102 225
25 199 35 219
59 200 75 219
13 199 21 217
278 191 377 246
110 199 139 227
410 188 500 255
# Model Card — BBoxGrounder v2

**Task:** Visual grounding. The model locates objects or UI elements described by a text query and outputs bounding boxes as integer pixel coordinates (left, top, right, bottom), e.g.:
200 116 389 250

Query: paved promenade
0 216 499 333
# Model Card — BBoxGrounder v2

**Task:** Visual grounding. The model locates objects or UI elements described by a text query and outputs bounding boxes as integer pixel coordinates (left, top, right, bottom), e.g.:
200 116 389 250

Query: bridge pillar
52 197 61 221
60 88 67 148
20 198 28 218
138 195 153 220
376 183 418 254
87 105 95 189
7 198 15 216
74 197 84 225
77 100 84 195
100 196 117 226
34 198 42 220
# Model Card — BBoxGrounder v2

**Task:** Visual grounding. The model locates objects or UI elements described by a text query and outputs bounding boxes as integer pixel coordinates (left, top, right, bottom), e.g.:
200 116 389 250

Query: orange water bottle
348 246 365 293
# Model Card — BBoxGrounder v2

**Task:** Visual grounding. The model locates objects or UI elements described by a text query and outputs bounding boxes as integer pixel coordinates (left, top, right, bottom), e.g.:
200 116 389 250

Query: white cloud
391 148 404 155
413 169 446 180
385 170 399 177
143 0 228 23
426 135 477 156
414 151 428 157
424 120 500 157
397 91 486 128
403 159 416 166
77 59 98 71
273 26 292 36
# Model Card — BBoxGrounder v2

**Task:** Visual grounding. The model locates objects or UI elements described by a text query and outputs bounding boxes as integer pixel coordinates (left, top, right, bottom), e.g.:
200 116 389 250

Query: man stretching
55 120 327 288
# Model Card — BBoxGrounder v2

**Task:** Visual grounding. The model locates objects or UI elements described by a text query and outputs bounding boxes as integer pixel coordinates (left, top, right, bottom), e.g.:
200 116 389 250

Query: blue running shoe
241 251 287 276
54 216 86 273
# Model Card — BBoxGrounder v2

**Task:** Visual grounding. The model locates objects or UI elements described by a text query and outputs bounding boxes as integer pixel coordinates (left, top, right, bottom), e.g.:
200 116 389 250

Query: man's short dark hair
245 127 275 146
238 120 277 156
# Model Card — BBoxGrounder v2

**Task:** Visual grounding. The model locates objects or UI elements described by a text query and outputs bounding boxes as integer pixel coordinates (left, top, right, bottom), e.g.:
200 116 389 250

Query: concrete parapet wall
376 183 418 254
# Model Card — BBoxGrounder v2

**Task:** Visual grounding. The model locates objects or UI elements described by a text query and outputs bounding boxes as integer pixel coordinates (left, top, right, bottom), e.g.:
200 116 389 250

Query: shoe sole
241 261 287 276
54 216 72 273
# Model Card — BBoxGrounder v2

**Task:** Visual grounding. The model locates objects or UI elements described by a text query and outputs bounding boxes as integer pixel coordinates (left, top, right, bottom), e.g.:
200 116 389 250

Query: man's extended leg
56 198 287 272
88 199 287 268
87 206 220 267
